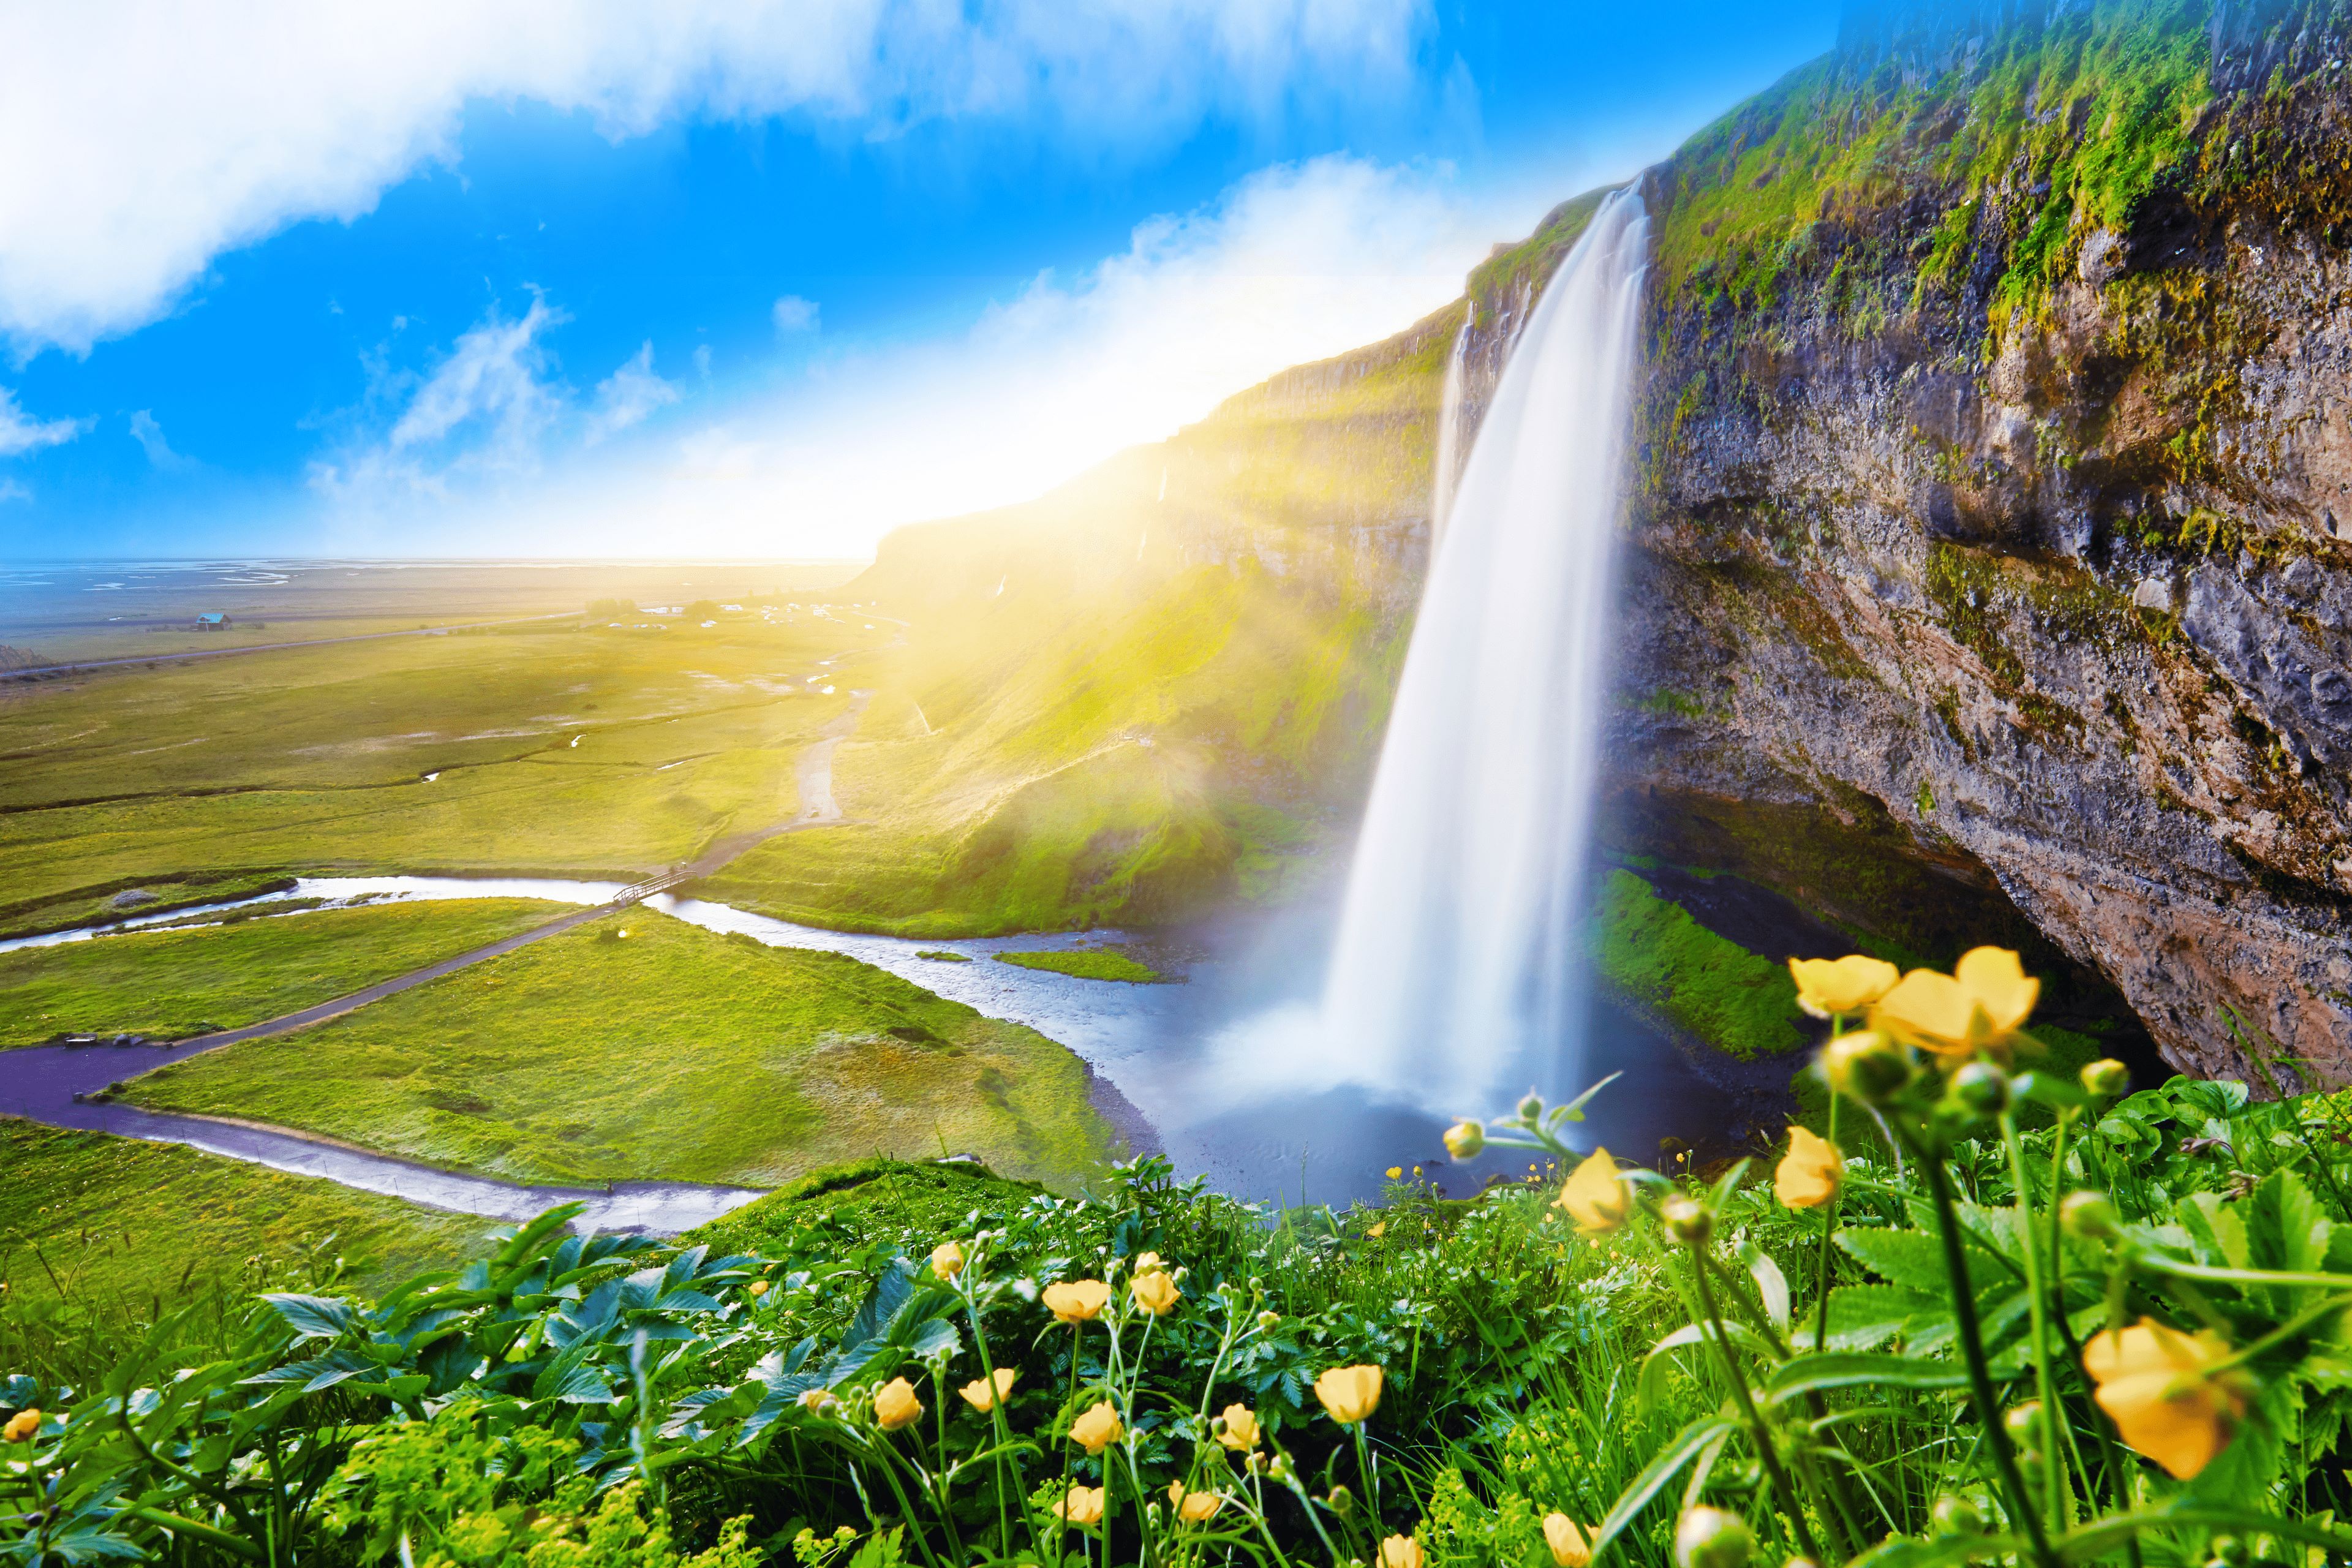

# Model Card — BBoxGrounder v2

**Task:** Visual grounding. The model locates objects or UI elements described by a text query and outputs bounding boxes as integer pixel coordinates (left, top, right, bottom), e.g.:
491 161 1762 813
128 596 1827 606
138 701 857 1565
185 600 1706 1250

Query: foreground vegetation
0 899 561 1045
120 910 1117 1189
11 942 2351 1568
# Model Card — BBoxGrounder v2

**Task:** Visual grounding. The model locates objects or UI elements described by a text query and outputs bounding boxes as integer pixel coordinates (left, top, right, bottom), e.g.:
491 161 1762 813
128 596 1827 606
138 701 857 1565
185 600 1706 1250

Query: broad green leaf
1741 1242 1790 1332
260 1294 356 1341
1591 1415 1737 1560
1763 1352 1967 1403
1837 1229 1961 1294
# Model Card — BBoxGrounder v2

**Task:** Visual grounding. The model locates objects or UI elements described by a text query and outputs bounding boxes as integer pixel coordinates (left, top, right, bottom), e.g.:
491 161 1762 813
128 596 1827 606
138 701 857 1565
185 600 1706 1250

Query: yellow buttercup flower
1069 1401 1123 1455
1544 1514 1592 1568
1871 947 2038 1056
1556 1149 1631 1233
873 1377 924 1431
1167 1480 1225 1524
1131 1269 1180 1316
797 1388 837 1415
1380 1534 1423 1568
1788 954 1900 1019
3 1409 39 1442
1774 1126 1842 1209
1217 1402 1261 1451
927 1240 965 1281
959 1368 1017 1412
1314 1364 1384 1425
748 1280 769 1298
1044 1279 1110 1324
1055 1485 1106 1526
2084 1317 2247 1479
1368 1221 1387 1238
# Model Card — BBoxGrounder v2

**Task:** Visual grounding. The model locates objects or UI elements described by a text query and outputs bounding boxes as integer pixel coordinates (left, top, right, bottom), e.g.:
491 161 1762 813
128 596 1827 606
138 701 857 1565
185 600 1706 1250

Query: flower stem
1912 1139 2061 1568
1687 1237 1829 1564
2001 1111 2067 1534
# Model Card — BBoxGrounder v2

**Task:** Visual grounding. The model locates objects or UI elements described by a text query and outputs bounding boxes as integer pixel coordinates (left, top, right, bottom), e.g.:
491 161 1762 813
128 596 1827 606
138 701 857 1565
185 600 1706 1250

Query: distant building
196 612 230 629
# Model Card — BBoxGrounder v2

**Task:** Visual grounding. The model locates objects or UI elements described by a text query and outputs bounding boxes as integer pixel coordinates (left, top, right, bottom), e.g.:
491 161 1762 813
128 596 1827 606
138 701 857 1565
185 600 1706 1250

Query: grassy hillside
0 1117 483 1311
122 908 1118 1189
0 897 561 1044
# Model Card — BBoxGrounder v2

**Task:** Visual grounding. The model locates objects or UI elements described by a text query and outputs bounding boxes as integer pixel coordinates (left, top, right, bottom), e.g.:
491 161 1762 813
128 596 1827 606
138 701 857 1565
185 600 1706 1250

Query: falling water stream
1319 190 1652 1112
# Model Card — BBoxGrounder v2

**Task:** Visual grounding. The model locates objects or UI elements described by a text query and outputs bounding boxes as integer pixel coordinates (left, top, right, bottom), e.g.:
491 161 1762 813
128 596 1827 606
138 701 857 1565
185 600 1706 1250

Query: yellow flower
872 1377 924 1431
1133 1251 1166 1274
2 1409 38 1442
1314 1364 1384 1425
959 1368 1017 1413
1131 1269 1181 1316
1544 1514 1592 1568
1380 1534 1423 1568
1368 1221 1387 1238
797 1388 837 1415
1871 947 2038 1056
1556 1149 1631 1233
928 1240 965 1281
2083 1317 2247 1479
1774 1126 1842 1209
1167 1480 1225 1524
748 1280 770 1298
1788 954 1901 1018
1055 1485 1106 1526
1044 1279 1110 1323
1070 1401 1124 1455
1216 1402 1261 1452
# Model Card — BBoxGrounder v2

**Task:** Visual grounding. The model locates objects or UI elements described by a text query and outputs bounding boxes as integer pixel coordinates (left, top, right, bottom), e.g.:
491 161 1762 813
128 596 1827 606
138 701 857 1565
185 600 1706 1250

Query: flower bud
1820 1031 1910 1104
1257 1310 1281 1332
1518 1091 1547 1121
1661 1195 1713 1245
1948 1060 2011 1115
1444 1120 1486 1160
1325 1484 1355 1517
2081 1058 2130 1100
2003 1402 2042 1444
2060 1189 2120 1240
2211 1537 2250 1568
1931 1496 1986 1536
1675 1507 1755 1568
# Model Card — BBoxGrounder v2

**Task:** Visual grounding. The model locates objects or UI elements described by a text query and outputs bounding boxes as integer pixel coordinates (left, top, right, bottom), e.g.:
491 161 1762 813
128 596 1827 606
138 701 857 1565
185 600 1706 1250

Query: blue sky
0 1 1837 562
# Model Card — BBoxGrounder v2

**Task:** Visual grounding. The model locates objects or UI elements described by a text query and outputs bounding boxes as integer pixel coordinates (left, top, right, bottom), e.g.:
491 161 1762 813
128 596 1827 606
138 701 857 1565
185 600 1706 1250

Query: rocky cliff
1601 0 2352 1084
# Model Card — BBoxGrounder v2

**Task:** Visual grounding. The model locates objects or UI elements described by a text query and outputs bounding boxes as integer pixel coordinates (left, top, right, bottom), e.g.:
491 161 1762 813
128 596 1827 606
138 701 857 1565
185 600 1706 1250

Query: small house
196 612 230 629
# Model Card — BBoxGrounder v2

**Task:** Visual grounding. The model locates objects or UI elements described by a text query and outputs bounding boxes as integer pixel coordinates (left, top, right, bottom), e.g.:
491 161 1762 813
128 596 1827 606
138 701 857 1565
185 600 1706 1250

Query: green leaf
2243 1168 2332 1276
1741 1242 1790 1332
1591 1415 1737 1561
1837 1229 1959 1293
1825 1284 1946 1350
1762 1352 1967 1403
260 1294 356 1341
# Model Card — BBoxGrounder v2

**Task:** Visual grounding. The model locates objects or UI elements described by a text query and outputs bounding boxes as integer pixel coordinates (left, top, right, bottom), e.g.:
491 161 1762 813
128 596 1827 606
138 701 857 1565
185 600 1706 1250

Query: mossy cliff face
1603 0 2352 1084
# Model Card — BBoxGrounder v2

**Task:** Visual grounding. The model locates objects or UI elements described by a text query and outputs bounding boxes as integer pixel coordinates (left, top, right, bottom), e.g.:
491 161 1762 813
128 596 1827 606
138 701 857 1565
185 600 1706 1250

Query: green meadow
0 614 884 909
122 908 1118 1188
0 897 560 1044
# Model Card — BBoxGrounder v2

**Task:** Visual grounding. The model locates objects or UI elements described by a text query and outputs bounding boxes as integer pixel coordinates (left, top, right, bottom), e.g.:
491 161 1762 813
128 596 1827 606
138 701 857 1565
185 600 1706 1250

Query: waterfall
1318 189 1651 1112
1430 315 1471 545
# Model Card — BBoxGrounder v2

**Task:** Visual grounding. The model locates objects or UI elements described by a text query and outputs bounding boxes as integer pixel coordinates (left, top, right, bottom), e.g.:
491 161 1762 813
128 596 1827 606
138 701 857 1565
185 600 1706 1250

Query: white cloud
0 0 1427 354
771 295 820 334
313 295 567 505
0 386 88 457
584 341 680 444
128 409 189 468
439 152 1549 557
0 478 30 505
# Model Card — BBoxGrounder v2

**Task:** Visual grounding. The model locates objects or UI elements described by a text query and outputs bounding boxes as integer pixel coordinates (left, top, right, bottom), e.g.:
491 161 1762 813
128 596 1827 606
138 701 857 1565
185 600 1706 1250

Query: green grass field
122 908 1117 1188
995 947 1165 982
0 897 562 1045
0 1117 484 1310
0 615 884 909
